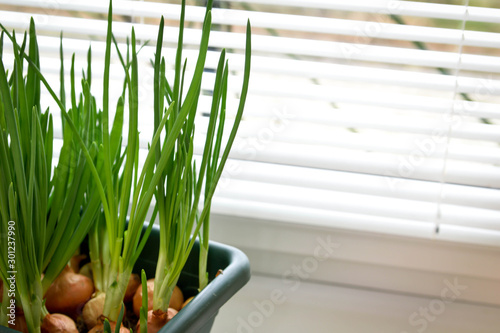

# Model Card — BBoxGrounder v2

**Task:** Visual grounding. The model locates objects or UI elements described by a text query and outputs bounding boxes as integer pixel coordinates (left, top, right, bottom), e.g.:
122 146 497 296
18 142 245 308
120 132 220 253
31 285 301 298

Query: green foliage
151 0 252 311
140 270 148 333
0 18 101 332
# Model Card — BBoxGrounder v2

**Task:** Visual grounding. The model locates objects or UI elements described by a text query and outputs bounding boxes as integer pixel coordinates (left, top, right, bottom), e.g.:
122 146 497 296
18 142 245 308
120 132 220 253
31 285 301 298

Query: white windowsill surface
212 274 500 333
208 212 500 332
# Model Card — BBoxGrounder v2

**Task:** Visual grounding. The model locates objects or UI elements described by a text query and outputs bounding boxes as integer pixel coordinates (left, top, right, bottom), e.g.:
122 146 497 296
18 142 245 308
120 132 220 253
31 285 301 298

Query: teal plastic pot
134 223 251 333
0 223 251 333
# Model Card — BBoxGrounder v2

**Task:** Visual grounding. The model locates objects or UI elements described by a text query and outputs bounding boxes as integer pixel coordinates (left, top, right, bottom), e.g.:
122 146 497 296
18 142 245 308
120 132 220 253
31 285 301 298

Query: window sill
212 274 500 333
210 212 500 307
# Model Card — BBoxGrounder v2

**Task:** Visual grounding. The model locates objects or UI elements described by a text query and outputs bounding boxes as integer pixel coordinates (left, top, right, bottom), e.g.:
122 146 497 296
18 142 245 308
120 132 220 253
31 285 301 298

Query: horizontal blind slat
227 0 500 23
224 141 500 188
184 116 500 165
249 80 500 120
438 224 500 247
215 179 500 230
212 197 437 239
214 159 500 210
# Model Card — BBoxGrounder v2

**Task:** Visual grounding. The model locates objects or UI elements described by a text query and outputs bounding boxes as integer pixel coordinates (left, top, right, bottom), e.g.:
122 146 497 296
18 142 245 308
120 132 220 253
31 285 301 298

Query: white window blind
1 0 500 249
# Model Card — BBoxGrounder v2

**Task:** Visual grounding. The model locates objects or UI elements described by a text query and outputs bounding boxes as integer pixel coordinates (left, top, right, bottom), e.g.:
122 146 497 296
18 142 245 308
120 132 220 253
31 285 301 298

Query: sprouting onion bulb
88 320 129 333
136 309 178 333
133 279 184 316
82 292 106 330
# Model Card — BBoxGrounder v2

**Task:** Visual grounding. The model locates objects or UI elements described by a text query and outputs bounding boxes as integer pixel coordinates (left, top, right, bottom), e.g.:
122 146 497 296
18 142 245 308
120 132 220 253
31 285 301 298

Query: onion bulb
82 292 106 330
132 279 184 316
79 263 93 282
135 308 178 333
69 254 87 273
124 273 140 303
41 313 78 333
44 265 94 319
181 296 194 309
169 286 184 310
